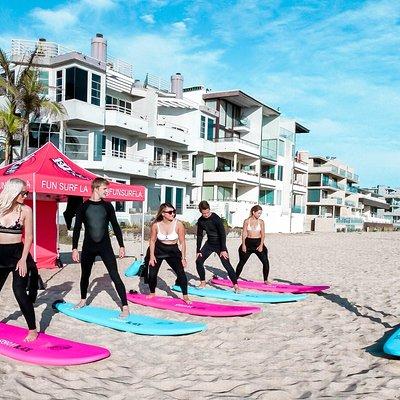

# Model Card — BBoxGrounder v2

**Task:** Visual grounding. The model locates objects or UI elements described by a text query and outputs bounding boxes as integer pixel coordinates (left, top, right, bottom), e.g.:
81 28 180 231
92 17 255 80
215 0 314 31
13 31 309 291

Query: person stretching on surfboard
145 202 191 303
196 201 239 292
0 178 38 342
236 205 272 284
72 177 129 318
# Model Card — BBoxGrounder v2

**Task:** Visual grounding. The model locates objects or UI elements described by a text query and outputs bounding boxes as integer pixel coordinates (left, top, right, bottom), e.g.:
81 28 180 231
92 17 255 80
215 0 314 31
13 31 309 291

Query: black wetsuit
72 199 127 306
236 238 270 281
196 213 237 284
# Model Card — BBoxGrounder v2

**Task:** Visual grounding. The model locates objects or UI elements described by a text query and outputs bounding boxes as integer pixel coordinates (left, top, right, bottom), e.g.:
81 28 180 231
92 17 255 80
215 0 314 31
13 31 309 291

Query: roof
359 197 390 210
203 90 280 117
0 142 145 201
157 98 197 109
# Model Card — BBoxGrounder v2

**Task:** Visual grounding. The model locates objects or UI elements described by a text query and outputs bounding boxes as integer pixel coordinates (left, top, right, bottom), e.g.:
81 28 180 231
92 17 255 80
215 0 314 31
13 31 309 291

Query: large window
176 188 183 214
29 122 60 148
93 131 103 161
56 70 63 102
165 186 173 203
259 190 274 205
148 186 161 213
65 129 89 160
111 137 127 158
203 156 215 171
66 67 88 102
219 100 241 129
207 118 214 141
217 157 232 172
202 186 214 201
38 70 49 95
308 189 321 202
277 165 283 181
200 115 206 138
91 73 101 106
217 186 232 200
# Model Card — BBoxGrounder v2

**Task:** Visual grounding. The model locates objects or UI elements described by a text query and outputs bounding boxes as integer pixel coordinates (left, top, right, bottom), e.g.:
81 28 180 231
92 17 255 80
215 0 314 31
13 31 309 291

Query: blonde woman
0 178 38 342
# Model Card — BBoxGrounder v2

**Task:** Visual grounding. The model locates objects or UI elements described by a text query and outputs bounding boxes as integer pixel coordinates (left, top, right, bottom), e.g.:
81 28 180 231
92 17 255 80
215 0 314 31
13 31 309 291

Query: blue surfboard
383 327 400 356
124 259 143 277
172 285 306 303
53 301 206 336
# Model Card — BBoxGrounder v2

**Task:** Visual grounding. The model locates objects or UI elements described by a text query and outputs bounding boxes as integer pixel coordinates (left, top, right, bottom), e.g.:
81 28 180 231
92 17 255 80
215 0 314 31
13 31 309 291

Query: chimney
91 33 107 62
171 73 183 99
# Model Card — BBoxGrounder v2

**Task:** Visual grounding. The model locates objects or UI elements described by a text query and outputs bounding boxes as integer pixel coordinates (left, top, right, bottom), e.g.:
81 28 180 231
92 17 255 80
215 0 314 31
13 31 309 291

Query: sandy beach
0 231 400 399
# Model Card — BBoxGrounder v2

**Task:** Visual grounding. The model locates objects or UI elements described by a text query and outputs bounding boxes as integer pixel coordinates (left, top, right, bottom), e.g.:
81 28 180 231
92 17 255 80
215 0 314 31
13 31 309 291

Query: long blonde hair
0 178 26 216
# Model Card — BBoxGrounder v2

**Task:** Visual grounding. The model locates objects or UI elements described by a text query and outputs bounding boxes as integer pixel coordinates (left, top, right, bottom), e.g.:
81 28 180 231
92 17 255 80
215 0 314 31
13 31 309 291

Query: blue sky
1 0 399 187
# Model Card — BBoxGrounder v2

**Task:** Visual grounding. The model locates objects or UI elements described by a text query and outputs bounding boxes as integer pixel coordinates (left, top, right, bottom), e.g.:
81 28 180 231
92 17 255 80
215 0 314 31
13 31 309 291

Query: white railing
145 73 170 92
150 159 190 170
157 120 189 134
105 104 148 120
11 39 133 77
101 149 149 163
214 136 259 150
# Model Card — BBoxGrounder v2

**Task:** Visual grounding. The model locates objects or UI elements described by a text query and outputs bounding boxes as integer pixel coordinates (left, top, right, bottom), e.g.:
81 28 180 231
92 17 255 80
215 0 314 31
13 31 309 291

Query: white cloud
82 0 117 9
30 7 78 31
140 14 155 24
171 21 186 33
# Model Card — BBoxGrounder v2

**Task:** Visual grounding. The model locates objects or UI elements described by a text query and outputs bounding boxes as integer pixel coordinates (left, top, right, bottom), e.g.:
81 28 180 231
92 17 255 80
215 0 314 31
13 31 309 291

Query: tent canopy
0 142 145 201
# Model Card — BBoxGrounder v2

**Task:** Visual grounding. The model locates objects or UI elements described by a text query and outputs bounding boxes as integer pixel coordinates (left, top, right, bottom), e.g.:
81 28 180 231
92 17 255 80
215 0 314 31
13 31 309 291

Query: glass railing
336 217 363 224
337 183 346 190
261 146 277 161
339 169 346 177
322 177 339 189
331 197 343 204
345 200 357 207
346 186 358 193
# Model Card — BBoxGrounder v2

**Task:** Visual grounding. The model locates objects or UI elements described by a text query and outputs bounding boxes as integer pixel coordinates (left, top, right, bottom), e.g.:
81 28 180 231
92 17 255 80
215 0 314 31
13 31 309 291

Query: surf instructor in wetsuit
72 177 129 318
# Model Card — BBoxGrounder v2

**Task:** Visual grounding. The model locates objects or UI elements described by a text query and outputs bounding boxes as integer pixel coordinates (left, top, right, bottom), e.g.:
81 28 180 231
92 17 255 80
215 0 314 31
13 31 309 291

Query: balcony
232 118 250 134
293 158 308 173
321 177 340 190
204 170 259 186
105 104 148 136
260 174 276 188
151 120 189 146
62 100 104 126
345 200 357 207
346 186 358 194
213 137 259 157
149 159 192 182
309 164 342 178
79 150 149 176
293 181 307 194
318 197 344 206
261 146 277 162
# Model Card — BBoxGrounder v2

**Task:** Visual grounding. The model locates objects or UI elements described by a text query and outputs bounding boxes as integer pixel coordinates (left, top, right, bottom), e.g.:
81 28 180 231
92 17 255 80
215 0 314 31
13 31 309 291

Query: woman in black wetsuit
0 178 38 342
72 177 129 317
146 202 190 303
236 205 272 284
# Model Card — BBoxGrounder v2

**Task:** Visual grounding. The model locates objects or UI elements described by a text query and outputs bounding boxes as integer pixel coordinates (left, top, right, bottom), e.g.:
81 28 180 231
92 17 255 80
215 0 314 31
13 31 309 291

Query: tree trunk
4 135 11 164
20 120 29 158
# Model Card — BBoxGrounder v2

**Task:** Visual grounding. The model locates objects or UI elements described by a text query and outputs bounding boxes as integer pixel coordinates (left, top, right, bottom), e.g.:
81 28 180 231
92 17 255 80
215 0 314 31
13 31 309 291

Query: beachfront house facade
1 36 309 232
365 186 400 228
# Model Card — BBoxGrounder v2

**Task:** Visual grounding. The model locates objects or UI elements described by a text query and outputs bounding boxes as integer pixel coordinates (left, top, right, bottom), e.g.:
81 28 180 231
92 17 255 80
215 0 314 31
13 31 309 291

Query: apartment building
366 186 400 228
305 155 390 231
2 35 309 232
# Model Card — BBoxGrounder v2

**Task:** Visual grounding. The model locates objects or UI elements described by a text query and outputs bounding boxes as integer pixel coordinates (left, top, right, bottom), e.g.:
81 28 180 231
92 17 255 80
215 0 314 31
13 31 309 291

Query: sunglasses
163 210 176 215
20 191 29 197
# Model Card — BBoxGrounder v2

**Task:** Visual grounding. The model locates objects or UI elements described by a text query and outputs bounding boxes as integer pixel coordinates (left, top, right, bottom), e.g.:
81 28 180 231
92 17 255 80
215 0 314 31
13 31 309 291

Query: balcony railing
345 200 357 207
261 147 277 161
105 104 148 120
336 217 363 224
214 136 259 149
321 177 339 189
291 205 305 213
150 159 190 170
346 186 358 193
157 120 189 134
101 149 149 163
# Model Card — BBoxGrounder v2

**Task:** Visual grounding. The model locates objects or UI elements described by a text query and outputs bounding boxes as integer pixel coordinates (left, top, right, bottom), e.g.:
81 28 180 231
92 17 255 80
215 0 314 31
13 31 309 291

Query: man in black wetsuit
196 201 239 292
72 178 129 317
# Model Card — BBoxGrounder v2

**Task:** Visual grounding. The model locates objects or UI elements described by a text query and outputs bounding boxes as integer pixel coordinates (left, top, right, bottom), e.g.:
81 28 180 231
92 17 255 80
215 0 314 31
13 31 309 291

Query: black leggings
0 243 38 330
236 238 270 281
80 240 127 306
196 242 238 284
144 245 188 295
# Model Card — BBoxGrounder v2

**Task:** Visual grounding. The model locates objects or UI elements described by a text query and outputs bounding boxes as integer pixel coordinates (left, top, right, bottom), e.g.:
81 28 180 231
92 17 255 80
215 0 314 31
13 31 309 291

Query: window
207 118 214 141
112 137 127 158
56 70 63 102
91 73 101 106
276 190 282 205
308 189 321 202
148 186 161 213
66 67 88 102
93 131 103 161
176 188 183 214
200 116 206 138
115 180 126 212
38 70 49 95
65 129 88 160
259 190 274 205
165 186 173 203
217 157 232 172
262 165 275 179
106 95 132 114
192 154 197 178
277 165 283 181
278 140 285 157
154 147 163 164
29 122 60 149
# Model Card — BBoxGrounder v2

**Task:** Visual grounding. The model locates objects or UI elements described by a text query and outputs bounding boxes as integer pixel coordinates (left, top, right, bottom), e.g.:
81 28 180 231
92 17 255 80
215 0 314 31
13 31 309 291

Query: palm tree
0 101 21 164
0 47 66 158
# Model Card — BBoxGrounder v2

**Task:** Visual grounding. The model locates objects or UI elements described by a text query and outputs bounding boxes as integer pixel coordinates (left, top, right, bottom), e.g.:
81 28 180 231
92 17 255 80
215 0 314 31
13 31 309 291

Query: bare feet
198 281 206 289
74 299 86 309
146 293 156 299
264 281 274 285
24 329 38 342
119 305 129 318
183 295 192 304
233 284 241 293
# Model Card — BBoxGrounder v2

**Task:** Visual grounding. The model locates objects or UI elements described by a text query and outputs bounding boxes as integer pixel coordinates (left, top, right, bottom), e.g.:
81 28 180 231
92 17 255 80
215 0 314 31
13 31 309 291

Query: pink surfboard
0 323 110 366
211 277 330 294
127 292 261 317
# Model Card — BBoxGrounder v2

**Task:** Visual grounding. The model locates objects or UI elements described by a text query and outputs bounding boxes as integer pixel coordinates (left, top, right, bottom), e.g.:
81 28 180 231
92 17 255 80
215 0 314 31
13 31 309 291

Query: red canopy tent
0 142 146 268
